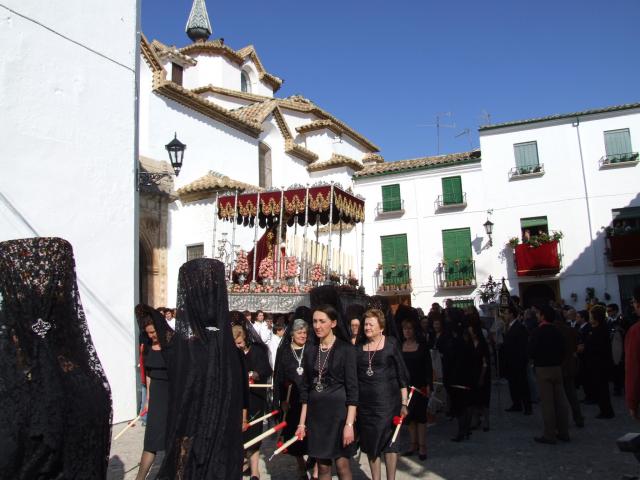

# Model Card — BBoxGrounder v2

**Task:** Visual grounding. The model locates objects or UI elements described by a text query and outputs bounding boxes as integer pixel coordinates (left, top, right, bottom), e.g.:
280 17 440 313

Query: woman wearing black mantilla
295 305 358 480
0 237 112 479
356 309 410 480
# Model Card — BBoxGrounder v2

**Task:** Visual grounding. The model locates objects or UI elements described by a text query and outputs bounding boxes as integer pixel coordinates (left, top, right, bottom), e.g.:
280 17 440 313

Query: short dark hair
606 303 619 312
313 304 340 322
537 304 557 323
590 305 606 325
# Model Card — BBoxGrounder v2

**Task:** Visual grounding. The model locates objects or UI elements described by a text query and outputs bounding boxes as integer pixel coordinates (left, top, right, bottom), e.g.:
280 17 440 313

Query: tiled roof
285 139 318 163
363 153 384 164
296 119 341 136
354 149 481 178
141 34 163 73
177 171 260 199
480 102 640 131
308 153 363 172
151 40 197 66
235 45 283 92
191 84 271 103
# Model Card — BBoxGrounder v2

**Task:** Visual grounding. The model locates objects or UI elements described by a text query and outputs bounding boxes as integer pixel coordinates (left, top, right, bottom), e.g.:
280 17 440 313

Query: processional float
214 182 366 313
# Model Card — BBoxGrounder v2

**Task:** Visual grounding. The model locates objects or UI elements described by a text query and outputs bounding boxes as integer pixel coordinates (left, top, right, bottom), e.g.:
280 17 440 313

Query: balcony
436 259 477 289
375 199 405 218
514 240 561 276
508 163 545 180
435 192 467 211
606 232 640 267
599 152 639 169
374 263 412 295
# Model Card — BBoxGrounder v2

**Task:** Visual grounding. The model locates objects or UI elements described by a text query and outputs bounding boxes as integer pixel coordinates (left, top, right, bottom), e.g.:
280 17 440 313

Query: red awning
217 184 365 227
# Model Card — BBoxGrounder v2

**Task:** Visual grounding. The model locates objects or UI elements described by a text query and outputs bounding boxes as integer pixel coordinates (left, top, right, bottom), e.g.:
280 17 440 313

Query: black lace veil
0 237 112 478
139 258 246 479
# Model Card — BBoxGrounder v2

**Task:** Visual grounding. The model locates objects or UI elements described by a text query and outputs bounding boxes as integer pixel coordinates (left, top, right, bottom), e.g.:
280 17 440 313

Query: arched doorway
520 281 559 308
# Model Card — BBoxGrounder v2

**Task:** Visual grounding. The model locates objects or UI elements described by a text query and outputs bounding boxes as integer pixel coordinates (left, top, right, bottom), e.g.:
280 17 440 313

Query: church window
259 143 272 188
172 63 184 86
241 70 251 93
186 243 204 261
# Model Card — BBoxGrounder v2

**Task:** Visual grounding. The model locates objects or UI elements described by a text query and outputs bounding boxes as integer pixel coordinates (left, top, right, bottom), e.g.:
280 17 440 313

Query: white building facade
0 1 140 422
354 104 640 313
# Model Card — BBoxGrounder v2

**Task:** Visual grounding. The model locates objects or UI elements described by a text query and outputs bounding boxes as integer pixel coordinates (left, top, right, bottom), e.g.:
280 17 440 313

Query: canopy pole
338 221 343 278
301 184 310 285
314 221 320 266
360 220 365 289
212 191 219 258
251 191 261 284
275 187 285 282
327 182 335 274
229 189 239 281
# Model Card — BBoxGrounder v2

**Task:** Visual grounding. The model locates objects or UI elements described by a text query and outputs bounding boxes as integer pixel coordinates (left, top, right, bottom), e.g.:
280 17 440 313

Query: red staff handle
244 421 287 450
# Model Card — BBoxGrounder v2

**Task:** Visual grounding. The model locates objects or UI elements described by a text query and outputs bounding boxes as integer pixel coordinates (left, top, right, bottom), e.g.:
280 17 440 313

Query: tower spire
186 0 212 43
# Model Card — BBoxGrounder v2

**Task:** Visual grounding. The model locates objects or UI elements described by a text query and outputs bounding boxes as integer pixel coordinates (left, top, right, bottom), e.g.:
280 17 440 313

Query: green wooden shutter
442 228 473 282
442 176 463 204
381 184 401 212
380 234 408 285
514 142 539 170
520 216 548 229
605 129 632 157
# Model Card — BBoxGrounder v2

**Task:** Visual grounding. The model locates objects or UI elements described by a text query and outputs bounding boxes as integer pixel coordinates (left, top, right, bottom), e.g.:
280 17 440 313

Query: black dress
356 337 409 456
300 338 358 460
274 344 308 457
243 344 272 452
144 347 168 452
402 341 432 424
470 340 491 409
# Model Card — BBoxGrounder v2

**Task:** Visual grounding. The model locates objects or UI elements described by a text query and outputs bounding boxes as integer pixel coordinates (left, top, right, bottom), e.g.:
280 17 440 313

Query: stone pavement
108 384 640 479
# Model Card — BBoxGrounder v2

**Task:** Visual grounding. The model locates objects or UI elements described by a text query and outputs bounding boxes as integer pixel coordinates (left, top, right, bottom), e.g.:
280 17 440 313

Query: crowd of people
130 252 640 480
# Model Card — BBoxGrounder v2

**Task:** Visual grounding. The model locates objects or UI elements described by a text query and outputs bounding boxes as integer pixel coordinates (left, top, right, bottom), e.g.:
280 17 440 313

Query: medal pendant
296 366 304 376
315 382 324 392
366 367 374 377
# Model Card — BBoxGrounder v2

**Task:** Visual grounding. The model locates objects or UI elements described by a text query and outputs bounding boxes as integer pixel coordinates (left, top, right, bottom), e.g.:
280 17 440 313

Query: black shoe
505 406 522 412
419 453 428 461
556 434 570 442
534 436 556 445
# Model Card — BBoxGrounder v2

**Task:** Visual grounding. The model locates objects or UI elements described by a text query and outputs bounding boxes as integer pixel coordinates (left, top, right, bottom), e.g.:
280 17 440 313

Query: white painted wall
0 1 139 423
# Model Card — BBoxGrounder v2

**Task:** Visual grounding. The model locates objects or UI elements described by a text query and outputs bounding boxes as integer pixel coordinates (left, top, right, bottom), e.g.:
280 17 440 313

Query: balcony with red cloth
514 240 561 277
607 233 640 267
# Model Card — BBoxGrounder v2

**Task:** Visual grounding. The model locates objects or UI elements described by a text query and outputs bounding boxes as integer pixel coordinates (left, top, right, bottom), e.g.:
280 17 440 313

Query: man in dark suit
501 305 532 414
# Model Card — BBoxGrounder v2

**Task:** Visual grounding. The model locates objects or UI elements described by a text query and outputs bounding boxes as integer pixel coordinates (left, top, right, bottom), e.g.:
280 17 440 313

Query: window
186 243 204 261
258 142 272 188
380 234 409 285
441 176 463 205
441 228 474 283
241 70 251 93
605 129 632 157
381 184 401 212
451 298 475 310
172 63 183 86
514 141 540 173
520 216 548 239
611 207 640 232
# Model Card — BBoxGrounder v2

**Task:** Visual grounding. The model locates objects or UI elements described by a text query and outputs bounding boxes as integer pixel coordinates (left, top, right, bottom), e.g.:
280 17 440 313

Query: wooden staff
433 381 471 391
389 387 415 445
268 435 299 461
244 421 287 450
114 407 147 441
277 384 293 443
249 383 273 388
248 409 279 427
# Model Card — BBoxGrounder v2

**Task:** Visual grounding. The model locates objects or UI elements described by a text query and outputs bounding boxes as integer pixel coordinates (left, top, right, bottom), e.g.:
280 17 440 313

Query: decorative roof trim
272 107 293 140
480 102 640 131
191 84 271 103
363 153 385 164
153 78 262 137
177 171 260 201
308 153 363 172
237 45 283 92
141 34 164 73
296 119 342 136
285 139 318 163
151 40 197 67
354 150 481 178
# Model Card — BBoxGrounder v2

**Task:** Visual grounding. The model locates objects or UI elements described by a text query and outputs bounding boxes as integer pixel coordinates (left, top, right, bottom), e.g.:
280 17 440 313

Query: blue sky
142 0 640 161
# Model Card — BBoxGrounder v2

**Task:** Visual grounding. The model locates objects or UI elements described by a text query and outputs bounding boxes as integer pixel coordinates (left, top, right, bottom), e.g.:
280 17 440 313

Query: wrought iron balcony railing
508 163 545 180
374 263 412 293
599 152 639 169
436 259 477 289
376 199 405 217
436 192 467 210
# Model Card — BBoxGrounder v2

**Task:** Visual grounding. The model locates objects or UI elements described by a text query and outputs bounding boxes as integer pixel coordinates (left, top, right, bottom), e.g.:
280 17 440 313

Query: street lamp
483 218 494 247
138 133 186 189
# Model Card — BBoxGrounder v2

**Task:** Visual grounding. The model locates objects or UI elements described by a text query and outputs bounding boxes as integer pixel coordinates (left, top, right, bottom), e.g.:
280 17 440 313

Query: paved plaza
108 384 639 480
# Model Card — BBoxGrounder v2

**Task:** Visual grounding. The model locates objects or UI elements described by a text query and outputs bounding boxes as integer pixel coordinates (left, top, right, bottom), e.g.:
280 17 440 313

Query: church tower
186 0 212 43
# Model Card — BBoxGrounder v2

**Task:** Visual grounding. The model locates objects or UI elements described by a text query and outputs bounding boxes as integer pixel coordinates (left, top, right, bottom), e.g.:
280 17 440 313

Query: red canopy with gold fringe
218 184 365 227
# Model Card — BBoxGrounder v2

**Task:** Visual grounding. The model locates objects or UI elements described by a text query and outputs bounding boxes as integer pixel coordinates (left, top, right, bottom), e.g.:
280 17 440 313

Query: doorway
519 280 559 308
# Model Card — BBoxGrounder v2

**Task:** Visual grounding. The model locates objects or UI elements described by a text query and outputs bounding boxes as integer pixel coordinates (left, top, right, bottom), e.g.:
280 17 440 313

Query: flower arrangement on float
284 256 298 280
234 250 249 275
258 256 275 281
309 263 325 283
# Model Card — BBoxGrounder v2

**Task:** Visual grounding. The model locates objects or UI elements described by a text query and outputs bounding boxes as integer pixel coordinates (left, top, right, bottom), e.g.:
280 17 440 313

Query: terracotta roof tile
308 153 363 172
354 149 481 178
177 171 261 199
151 39 197 66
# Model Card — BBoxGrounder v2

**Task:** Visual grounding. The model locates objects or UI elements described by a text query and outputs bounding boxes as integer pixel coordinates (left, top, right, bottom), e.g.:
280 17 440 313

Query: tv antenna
417 112 456 155
480 109 492 126
455 128 473 150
